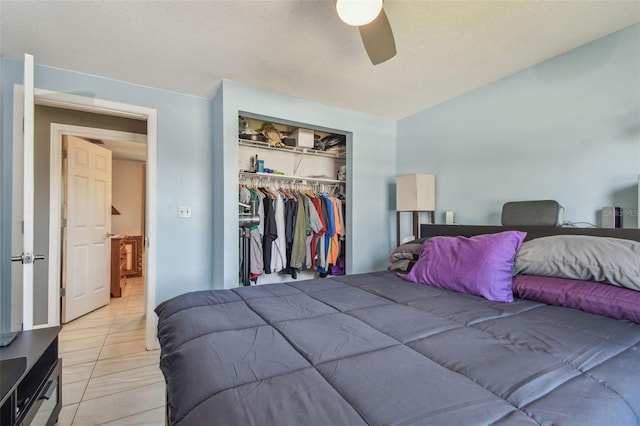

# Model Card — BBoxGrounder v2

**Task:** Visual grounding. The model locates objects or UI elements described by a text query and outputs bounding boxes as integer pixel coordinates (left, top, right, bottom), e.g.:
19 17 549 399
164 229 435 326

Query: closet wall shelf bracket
238 139 345 160
239 171 345 185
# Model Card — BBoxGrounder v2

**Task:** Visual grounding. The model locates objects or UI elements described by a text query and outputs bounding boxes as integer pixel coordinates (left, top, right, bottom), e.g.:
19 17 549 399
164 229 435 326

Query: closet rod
239 171 345 185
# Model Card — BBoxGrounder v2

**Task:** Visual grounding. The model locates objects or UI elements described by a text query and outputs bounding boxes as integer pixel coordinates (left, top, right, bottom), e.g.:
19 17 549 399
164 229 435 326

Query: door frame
13 87 159 350
11 84 25 330
50 125 147 325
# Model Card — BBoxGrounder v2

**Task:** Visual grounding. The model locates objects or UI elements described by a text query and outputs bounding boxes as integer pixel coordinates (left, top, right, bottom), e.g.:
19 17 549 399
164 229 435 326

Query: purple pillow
513 275 640 323
398 231 526 302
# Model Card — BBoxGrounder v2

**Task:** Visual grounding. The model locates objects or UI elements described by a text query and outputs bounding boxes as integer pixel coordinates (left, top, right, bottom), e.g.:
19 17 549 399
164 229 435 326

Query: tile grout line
63 277 152 426
60 280 150 425
92 402 166 426
73 304 119 425
78 377 166 406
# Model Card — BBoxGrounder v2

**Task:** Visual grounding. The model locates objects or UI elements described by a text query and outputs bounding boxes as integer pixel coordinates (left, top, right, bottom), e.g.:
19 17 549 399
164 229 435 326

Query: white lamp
336 0 383 26
396 173 435 246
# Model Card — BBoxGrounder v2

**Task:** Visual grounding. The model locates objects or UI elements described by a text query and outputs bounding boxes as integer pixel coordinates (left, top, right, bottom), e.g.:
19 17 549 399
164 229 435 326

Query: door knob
11 253 45 264
106 233 115 238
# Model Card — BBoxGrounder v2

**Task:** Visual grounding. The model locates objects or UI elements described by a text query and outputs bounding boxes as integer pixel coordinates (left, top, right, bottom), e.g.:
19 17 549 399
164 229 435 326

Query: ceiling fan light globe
336 0 383 27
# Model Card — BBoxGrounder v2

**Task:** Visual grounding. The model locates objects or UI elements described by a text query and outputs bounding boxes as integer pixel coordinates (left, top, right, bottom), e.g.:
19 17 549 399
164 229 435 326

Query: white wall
112 159 145 236
397 25 640 228
213 80 397 288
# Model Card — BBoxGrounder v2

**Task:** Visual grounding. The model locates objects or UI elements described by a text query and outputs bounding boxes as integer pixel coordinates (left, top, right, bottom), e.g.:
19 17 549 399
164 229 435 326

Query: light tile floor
57 277 166 425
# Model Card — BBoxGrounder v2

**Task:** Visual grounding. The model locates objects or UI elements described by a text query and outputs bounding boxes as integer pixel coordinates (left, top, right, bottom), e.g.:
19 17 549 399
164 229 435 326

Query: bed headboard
419 225 640 243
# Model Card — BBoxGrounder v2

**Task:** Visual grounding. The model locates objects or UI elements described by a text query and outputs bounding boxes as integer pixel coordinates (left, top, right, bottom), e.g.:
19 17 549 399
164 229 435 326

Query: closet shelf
240 171 345 185
239 139 346 160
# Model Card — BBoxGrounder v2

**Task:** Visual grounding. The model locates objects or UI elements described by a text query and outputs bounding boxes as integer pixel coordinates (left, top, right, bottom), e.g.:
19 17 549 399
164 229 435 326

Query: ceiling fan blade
358 7 396 65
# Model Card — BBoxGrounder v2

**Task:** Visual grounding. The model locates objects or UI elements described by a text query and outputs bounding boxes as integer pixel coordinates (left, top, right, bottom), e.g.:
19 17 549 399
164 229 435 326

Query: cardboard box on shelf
290 128 314 148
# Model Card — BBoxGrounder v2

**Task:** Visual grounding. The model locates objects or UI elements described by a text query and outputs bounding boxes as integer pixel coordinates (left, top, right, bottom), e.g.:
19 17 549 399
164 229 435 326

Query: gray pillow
514 235 640 291
388 242 423 262
388 241 424 272
388 259 414 272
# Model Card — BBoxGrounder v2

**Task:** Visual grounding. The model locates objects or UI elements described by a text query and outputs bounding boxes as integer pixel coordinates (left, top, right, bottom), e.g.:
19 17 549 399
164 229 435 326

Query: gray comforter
156 271 640 425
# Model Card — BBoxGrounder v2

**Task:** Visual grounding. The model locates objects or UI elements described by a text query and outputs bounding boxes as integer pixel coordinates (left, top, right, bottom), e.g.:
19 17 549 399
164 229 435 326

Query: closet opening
237 113 348 286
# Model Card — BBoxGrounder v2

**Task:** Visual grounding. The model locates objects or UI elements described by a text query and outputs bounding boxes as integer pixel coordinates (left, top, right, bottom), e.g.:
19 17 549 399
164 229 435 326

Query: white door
62 135 112 322
10 54 41 330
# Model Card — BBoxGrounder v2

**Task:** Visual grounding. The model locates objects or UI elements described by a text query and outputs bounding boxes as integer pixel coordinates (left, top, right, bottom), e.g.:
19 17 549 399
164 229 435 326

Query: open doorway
48 124 148 326
13 88 158 350
57 129 148 324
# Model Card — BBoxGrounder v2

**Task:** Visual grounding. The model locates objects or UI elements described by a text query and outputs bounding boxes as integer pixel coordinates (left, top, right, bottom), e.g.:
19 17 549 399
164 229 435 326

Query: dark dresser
0 327 62 426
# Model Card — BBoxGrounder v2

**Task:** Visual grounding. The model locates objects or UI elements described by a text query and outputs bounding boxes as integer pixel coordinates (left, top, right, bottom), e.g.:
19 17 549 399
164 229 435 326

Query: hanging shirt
328 196 342 265
317 195 334 273
291 195 307 269
309 196 326 270
270 192 287 273
262 194 277 274
239 186 251 205
323 194 335 244
256 189 265 237
336 198 345 238
304 195 318 270
284 197 296 269
249 189 264 276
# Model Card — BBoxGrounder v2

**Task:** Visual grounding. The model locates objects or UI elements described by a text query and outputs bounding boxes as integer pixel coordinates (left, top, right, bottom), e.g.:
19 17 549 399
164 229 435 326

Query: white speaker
445 211 455 225
602 207 622 228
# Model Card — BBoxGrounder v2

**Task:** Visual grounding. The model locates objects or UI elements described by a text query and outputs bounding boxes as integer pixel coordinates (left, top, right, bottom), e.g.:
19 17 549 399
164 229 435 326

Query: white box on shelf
290 128 314 148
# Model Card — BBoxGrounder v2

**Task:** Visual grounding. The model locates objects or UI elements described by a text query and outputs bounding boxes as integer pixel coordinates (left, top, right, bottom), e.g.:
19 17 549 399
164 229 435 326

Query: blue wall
1 57 214 326
1 59 397 329
3 24 636 329
213 81 397 288
397 25 640 228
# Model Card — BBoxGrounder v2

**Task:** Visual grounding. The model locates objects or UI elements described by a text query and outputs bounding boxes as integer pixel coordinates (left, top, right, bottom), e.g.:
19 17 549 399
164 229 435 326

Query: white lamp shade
336 0 383 27
396 173 435 212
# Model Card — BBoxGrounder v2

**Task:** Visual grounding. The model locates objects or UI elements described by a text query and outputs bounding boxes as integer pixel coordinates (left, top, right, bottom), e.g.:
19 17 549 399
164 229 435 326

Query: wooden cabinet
111 235 143 297
0 327 62 426
121 236 143 278
110 237 126 298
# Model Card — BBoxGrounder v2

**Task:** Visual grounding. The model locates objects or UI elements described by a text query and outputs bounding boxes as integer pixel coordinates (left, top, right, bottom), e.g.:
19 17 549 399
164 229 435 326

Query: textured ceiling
1 1 639 119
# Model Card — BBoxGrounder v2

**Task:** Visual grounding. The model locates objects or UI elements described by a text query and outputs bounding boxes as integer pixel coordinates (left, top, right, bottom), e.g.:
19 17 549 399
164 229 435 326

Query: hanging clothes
239 180 345 283
327 196 342 266
270 191 287 273
291 195 307 270
305 194 322 270
330 197 346 276
283 196 298 278
321 194 336 274
262 191 277 274
249 188 264 276
310 196 327 271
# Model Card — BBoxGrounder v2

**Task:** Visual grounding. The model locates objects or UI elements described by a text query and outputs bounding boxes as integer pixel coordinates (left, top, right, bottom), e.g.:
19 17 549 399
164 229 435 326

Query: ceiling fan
335 0 396 65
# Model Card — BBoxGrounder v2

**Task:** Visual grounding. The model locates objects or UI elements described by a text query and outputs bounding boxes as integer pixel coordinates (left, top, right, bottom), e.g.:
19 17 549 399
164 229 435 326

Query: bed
156 226 640 425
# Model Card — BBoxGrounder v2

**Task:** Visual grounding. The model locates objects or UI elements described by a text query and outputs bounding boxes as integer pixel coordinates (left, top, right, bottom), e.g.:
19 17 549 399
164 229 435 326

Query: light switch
177 205 192 218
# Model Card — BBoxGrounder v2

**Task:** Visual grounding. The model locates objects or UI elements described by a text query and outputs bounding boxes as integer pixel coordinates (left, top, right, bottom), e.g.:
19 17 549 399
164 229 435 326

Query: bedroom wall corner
211 84 226 289
396 24 640 228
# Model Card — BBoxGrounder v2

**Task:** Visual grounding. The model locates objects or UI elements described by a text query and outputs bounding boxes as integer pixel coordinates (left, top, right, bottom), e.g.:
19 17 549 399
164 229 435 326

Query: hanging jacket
291 195 307 269
270 192 287 273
